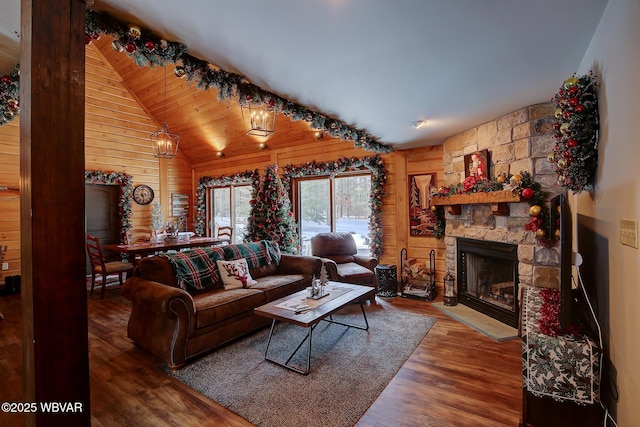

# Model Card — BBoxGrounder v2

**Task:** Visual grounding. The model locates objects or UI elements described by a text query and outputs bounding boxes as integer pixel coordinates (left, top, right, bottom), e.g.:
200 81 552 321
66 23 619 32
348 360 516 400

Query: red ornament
567 85 579 96
91 33 101 41
568 97 579 107
144 40 156 51
574 104 585 113
562 150 572 159
1 75 11 84
85 34 93 45
125 42 137 53
521 188 534 199
552 122 560 131
562 110 571 120
566 139 578 148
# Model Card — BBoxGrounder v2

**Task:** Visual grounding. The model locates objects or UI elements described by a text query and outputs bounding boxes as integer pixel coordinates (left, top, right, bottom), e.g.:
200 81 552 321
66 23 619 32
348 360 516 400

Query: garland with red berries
549 72 599 193
435 172 557 247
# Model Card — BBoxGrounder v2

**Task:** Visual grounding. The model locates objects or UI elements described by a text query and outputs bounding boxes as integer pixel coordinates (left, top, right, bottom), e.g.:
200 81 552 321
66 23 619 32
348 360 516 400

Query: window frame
207 183 252 243
293 170 372 254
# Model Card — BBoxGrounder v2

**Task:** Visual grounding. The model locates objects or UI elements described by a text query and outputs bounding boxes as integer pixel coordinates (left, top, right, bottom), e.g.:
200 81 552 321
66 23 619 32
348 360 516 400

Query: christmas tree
244 164 300 254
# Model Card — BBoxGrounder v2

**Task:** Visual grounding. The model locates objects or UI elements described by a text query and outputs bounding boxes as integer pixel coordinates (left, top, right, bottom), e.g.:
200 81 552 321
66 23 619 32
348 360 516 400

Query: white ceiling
1 0 608 150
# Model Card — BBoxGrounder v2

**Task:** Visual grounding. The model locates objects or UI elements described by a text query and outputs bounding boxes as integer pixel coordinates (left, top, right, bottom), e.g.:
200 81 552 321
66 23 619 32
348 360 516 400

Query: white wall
576 0 640 424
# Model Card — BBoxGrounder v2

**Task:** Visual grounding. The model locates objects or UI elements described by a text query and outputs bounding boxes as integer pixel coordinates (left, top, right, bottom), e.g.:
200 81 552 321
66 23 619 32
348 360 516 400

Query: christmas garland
1 9 394 155
537 288 580 337
85 170 134 243
194 170 260 236
0 64 20 125
549 72 599 193
436 172 557 247
282 155 387 258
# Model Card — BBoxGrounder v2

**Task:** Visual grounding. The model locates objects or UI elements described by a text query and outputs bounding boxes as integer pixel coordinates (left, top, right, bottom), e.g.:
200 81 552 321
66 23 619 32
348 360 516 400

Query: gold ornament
430 205 438 213
3 110 14 118
510 173 522 183
563 77 579 89
560 123 570 134
557 158 567 168
128 25 142 39
536 228 546 238
547 152 556 162
529 205 542 216
160 39 168 50
496 174 507 184
554 228 561 239
554 108 563 119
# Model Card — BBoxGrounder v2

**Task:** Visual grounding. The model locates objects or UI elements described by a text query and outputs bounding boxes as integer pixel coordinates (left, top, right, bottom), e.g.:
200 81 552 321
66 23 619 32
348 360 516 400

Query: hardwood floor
0 287 522 426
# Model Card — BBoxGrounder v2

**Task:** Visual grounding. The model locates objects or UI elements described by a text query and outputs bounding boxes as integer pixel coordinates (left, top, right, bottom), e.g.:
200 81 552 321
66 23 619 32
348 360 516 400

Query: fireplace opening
456 238 518 328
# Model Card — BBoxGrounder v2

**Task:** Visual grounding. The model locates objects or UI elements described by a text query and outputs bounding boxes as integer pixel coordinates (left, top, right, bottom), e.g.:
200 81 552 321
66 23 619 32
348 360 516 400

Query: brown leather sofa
310 232 378 296
121 241 322 369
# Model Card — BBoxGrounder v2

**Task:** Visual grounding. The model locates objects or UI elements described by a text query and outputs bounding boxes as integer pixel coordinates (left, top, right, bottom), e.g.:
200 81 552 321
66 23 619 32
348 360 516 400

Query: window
209 184 252 244
296 173 371 256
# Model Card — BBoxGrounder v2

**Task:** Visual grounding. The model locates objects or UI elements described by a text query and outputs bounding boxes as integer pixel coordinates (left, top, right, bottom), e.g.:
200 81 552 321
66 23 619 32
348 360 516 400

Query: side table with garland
520 286 603 427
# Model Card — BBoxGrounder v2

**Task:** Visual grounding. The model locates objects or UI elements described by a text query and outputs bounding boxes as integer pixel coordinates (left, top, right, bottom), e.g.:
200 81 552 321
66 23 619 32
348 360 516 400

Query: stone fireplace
438 103 563 326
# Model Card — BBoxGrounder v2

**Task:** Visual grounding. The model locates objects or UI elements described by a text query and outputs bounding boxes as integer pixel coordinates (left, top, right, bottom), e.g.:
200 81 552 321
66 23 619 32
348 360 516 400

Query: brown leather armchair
310 232 378 296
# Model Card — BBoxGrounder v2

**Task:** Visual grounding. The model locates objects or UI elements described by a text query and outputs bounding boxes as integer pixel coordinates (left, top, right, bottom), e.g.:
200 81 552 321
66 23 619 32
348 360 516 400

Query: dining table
103 236 228 264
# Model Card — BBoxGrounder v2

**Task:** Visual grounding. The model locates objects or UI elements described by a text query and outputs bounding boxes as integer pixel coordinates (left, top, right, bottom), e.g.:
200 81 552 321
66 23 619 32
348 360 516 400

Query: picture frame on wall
409 173 438 237
464 149 490 180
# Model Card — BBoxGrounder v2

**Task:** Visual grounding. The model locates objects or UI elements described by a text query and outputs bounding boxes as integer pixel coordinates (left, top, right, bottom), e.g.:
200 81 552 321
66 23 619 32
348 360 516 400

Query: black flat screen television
550 192 573 329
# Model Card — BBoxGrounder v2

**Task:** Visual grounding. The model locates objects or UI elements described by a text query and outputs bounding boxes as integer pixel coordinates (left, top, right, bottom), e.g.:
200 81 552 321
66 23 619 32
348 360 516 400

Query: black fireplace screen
457 238 518 327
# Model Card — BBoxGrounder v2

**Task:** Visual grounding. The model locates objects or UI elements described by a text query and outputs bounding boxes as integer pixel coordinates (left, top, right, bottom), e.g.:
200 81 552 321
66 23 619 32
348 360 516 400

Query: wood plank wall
1 43 444 290
0 120 20 280
193 139 446 291
0 44 192 283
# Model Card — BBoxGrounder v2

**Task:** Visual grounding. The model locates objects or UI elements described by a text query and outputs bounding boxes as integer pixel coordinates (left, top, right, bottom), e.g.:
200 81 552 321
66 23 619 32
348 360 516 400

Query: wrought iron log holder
400 247 437 301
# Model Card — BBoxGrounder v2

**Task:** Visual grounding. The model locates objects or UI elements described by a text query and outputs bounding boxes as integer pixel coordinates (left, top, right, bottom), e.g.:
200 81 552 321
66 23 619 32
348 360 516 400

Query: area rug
167 304 435 427
432 301 518 341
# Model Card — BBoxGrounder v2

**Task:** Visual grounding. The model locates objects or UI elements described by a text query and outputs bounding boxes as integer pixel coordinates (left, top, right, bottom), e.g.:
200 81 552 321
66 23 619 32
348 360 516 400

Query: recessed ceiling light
411 120 428 129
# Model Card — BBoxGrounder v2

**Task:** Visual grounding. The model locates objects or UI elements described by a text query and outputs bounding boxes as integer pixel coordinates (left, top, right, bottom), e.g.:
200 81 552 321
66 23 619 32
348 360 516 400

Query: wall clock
133 184 154 205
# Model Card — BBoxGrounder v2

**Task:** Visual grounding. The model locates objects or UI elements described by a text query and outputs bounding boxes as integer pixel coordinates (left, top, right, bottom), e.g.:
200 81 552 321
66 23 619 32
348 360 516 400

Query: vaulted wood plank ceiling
93 35 337 166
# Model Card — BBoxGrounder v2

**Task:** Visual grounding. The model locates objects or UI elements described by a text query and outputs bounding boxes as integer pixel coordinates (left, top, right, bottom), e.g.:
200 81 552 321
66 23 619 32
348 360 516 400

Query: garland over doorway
85 170 134 243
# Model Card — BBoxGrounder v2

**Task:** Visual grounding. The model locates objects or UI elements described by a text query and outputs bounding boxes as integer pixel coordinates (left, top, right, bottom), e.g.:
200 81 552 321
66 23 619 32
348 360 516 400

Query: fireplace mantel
432 191 522 216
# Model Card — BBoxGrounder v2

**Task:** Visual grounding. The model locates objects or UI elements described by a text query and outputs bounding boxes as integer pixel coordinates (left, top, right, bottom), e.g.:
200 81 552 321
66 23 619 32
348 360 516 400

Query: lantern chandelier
150 66 180 159
240 101 276 138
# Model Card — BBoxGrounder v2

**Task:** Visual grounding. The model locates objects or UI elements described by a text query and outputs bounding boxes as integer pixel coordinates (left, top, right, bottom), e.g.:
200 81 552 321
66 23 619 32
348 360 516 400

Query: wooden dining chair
216 226 233 244
0 245 6 319
86 234 134 299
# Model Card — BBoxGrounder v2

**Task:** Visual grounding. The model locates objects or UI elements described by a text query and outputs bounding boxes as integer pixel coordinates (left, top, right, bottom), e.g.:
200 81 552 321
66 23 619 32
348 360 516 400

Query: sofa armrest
279 254 322 277
353 255 379 272
121 277 196 369
122 277 196 318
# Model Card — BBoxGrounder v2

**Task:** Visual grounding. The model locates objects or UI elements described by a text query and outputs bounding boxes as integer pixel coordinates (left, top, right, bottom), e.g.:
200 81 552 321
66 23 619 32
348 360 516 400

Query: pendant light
150 66 180 159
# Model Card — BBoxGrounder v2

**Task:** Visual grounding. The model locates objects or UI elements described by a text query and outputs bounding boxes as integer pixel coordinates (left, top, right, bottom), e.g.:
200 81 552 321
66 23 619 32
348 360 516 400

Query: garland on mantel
85 170 134 244
282 155 387 258
435 172 557 247
1 9 394 155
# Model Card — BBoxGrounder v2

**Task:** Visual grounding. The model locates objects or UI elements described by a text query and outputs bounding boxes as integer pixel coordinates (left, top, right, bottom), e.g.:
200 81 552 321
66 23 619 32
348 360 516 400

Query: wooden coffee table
254 281 375 375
